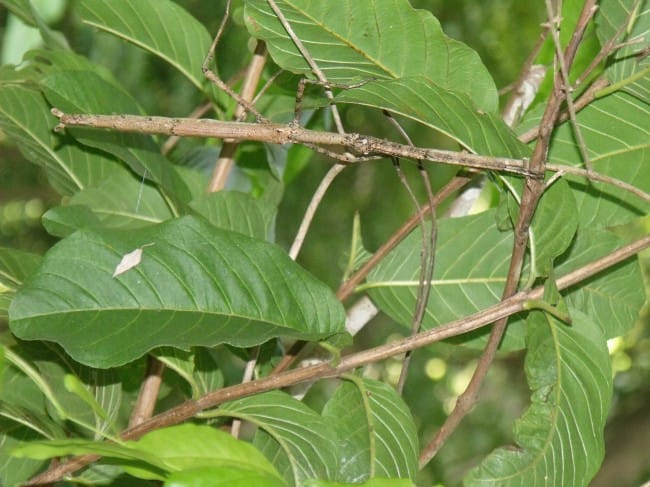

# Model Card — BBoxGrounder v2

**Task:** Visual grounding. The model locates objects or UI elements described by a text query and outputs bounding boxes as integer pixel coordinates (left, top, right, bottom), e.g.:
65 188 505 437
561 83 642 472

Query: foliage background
0 1 648 485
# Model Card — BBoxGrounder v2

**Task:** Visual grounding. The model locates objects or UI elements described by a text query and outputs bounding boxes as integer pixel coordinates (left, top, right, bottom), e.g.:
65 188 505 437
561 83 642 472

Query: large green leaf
521 90 650 228
465 310 612 486
321 378 418 483
596 0 650 103
244 0 498 112
364 210 525 349
40 70 192 207
0 85 119 196
218 390 339 486
9 216 345 368
334 77 530 158
77 0 213 93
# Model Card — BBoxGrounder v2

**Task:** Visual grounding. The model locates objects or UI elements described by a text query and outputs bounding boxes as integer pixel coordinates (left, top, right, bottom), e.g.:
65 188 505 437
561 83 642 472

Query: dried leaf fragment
112 244 154 277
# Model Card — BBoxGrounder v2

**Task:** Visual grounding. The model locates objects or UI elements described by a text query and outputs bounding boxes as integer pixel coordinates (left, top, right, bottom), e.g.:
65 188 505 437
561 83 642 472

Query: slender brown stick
51 110 538 177
128 356 166 427
26 234 650 485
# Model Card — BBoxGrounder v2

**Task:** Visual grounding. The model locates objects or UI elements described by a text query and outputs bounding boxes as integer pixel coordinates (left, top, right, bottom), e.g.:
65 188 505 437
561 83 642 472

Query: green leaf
189 191 271 240
77 0 213 93
244 0 498 112
11 438 170 479
165 466 288 487
465 310 612 486
596 0 650 103
12 424 283 481
364 210 525 350
126 424 283 481
556 228 645 338
334 78 530 158
40 70 192 207
43 171 175 237
218 390 339 485
9 216 345 368
321 378 418 483
0 85 120 195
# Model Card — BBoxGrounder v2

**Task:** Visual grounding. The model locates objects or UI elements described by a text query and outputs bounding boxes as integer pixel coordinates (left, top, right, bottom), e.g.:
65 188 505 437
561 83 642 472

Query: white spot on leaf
112 244 154 277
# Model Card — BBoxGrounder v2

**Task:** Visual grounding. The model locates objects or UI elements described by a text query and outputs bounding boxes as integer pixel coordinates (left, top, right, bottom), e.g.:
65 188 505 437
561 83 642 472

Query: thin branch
289 164 346 260
546 163 650 202
26 234 650 484
128 356 166 427
50 110 539 178
501 28 549 125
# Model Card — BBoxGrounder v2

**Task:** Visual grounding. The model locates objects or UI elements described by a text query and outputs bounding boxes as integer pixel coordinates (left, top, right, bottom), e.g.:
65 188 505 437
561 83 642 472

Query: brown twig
50 109 538 177
26 233 650 484
128 356 166 427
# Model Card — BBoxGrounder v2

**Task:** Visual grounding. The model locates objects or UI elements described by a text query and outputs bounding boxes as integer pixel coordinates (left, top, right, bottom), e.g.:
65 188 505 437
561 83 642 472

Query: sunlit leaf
165 466 287 487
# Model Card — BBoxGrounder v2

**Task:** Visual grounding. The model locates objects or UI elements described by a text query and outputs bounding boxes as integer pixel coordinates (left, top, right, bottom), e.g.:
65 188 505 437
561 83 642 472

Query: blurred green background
0 1 648 485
